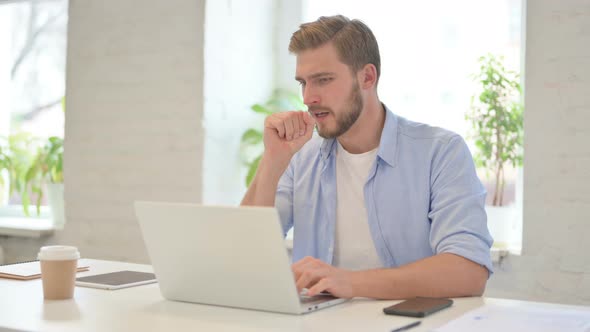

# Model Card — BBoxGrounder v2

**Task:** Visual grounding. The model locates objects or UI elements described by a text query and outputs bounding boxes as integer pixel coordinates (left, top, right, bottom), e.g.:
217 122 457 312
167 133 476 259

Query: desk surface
0 259 588 332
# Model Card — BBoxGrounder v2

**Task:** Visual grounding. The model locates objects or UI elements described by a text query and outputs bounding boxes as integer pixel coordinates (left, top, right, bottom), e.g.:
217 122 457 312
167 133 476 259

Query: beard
312 80 364 139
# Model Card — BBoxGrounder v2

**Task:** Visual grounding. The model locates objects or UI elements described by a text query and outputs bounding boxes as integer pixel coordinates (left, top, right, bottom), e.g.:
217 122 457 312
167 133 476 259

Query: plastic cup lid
37 245 80 261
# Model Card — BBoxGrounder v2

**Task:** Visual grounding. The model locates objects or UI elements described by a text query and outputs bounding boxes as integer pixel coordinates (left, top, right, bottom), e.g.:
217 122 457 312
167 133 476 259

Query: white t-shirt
332 142 383 270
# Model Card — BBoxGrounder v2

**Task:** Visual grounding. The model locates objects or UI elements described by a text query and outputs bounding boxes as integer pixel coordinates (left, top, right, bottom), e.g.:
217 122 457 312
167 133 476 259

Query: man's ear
358 63 377 90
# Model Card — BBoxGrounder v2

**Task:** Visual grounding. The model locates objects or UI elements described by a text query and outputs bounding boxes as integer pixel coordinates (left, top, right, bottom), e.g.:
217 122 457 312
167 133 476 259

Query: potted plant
0 138 11 205
240 89 305 187
466 54 524 246
2 133 39 213
1 134 64 226
31 136 65 227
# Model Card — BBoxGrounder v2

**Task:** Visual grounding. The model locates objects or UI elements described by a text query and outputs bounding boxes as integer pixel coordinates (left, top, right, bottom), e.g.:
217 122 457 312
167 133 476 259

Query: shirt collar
377 104 398 167
318 103 398 167
319 136 337 162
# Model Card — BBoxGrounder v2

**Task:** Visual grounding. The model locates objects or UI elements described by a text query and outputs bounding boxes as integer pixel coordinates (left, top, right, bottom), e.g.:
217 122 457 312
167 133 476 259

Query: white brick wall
485 0 590 305
61 0 205 262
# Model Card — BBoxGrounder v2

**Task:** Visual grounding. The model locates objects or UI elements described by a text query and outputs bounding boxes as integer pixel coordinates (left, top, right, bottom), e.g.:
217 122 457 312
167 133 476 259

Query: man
241 15 492 300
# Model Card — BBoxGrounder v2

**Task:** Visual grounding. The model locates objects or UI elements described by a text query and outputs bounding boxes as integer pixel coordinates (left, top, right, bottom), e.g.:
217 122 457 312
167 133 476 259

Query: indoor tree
466 54 524 206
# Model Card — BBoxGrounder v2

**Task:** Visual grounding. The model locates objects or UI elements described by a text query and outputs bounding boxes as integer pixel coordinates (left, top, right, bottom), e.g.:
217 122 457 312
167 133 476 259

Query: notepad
433 303 590 332
0 259 90 280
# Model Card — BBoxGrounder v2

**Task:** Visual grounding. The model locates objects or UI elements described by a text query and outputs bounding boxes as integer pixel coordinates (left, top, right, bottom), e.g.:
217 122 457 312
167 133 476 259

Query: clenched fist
263 111 316 165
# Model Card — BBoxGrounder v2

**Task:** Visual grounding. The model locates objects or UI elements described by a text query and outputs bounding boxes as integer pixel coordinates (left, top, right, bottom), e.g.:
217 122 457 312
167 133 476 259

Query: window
0 0 67 214
303 0 524 250
304 0 522 149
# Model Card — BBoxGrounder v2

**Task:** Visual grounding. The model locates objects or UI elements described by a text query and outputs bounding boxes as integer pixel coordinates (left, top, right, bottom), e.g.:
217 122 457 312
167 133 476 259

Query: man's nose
303 87 320 107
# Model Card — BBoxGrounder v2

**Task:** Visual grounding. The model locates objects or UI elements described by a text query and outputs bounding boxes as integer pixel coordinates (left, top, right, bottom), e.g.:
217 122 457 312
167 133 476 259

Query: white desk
0 259 588 332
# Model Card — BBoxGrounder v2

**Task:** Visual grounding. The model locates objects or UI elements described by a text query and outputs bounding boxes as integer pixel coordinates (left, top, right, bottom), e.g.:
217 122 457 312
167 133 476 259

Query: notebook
0 259 90 280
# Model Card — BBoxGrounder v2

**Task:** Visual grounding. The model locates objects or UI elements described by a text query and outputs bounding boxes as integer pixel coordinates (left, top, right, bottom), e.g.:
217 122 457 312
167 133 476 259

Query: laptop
134 201 347 314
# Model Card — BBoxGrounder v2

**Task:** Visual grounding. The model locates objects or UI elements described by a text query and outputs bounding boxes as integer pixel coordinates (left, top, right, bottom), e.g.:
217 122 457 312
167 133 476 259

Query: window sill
0 217 55 238
491 245 521 265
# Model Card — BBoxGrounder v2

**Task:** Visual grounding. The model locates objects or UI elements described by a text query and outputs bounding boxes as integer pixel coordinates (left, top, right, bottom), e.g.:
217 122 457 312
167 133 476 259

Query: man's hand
263 111 315 168
240 111 314 207
292 256 355 298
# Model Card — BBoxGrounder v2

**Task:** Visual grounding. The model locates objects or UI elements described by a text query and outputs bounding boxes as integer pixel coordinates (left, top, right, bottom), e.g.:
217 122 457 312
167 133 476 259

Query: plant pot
485 204 519 248
0 184 6 207
0 170 8 206
47 183 65 229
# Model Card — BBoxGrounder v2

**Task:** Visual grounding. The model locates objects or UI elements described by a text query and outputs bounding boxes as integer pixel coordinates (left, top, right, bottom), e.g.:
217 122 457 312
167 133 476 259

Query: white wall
485 0 590 305
0 0 206 263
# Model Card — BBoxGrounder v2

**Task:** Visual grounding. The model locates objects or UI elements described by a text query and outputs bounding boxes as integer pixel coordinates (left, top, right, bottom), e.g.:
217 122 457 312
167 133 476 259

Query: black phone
383 297 453 317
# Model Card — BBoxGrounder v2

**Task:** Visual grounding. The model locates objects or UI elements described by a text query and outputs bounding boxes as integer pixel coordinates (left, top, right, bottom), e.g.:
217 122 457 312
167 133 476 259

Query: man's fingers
291 257 352 298
266 117 286 138
292 256 315 271
291 256 315 281
284 116 295 140
307 278 330 297
292 114 301 139
298 112 306 136
303 111 315 125
292 257 325 292
265 111 313 141
296 270 322 293
295 270 312 292
303 112 316 138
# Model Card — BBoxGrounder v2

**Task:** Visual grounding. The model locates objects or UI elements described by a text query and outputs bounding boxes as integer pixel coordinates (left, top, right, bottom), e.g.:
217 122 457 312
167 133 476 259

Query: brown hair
289 15 381 83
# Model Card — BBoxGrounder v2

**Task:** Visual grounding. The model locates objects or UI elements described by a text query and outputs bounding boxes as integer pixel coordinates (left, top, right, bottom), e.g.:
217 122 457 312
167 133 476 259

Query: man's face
295 43 364 139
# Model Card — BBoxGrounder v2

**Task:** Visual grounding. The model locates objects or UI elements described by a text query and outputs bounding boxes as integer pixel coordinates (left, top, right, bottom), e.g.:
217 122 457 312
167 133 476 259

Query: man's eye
318 77 332 84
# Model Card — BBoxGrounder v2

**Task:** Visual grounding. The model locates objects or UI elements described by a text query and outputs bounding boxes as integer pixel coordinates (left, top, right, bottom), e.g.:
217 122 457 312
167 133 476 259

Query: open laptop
134 201 347 314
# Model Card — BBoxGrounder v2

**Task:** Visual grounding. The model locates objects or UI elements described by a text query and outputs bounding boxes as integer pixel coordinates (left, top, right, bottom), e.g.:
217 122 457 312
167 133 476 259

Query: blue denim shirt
275 106 493 273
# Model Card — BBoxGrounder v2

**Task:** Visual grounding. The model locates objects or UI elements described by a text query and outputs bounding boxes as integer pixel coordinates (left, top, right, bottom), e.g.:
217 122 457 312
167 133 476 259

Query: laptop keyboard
299 293 337 304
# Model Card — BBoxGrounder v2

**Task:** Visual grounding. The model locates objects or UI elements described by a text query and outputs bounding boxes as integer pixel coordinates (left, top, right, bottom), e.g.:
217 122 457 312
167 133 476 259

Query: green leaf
245 155 262 187
21 188 31 216
251 104 273 115
240 129 263 145
32 185 43 216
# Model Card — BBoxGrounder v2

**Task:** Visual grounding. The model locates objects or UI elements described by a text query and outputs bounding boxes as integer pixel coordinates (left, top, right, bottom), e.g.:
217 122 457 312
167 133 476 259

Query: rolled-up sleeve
428 135 494 274
275 162 294 237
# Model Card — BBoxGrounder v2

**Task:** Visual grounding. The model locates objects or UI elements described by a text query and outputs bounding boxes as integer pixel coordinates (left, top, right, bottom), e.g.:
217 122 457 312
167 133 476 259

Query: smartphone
383 297 453 317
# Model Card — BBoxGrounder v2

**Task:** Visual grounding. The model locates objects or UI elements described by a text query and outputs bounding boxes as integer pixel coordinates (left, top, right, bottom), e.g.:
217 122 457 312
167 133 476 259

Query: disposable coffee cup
38 246 80 300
